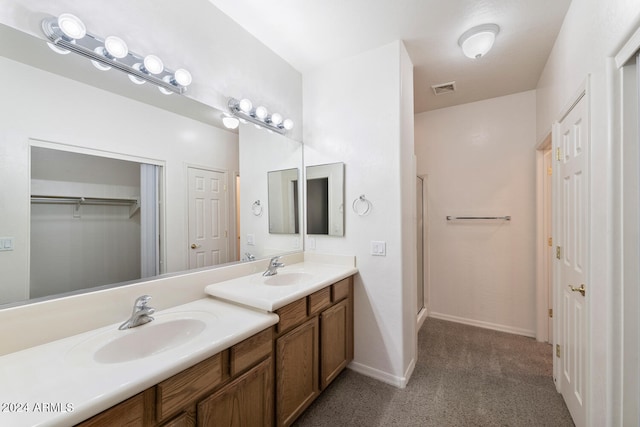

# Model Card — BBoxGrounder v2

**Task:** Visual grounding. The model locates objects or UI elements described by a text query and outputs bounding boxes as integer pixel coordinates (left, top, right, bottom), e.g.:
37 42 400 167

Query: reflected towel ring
252 200 263 216
352 194 372 216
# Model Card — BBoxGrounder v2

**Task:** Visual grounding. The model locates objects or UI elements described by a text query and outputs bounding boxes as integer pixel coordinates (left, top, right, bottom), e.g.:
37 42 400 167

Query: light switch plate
371 241 386 256
0 237 14 252
247 234 255 246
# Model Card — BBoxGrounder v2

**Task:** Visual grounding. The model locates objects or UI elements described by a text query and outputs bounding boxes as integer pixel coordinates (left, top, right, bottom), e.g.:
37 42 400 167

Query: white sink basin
263 272 314 286
67 311 216 365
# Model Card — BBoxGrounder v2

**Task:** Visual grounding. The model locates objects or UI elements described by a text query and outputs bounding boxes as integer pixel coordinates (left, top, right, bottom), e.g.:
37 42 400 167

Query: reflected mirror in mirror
268 168 300 234
239 125 303 259
306 162 345 236
0 24 303 309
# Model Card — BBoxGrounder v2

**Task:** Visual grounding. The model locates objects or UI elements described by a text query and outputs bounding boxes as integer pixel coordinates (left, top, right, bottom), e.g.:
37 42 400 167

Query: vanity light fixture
42 13 192 95
458 24 500 59
227 97 294 135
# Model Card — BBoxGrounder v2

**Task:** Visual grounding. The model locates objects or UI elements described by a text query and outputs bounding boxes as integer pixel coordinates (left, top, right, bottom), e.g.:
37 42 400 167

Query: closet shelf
31 195 141 217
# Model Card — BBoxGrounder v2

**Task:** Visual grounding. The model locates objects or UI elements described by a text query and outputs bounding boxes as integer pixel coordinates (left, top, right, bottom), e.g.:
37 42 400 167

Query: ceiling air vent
431 81 456 96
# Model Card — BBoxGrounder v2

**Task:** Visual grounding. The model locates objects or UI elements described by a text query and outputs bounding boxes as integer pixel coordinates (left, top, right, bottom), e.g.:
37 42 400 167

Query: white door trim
535 133 552 342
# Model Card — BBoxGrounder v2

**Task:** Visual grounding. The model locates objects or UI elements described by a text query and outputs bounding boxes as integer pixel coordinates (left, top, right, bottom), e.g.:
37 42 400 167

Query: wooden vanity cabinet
274 276 353 427
76 327 273 427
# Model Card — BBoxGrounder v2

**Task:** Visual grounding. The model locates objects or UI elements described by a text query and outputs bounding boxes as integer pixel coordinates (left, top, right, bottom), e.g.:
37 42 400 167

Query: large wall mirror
306 162 345 236
0 23 303 308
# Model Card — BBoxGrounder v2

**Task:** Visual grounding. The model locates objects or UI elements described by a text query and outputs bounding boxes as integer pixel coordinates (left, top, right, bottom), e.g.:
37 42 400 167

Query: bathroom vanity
79 274 354 427
0 255 356 427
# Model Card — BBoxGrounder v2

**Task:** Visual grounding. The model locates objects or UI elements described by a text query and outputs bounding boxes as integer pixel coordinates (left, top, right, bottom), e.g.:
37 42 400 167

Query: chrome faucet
244 252 256 261
118 295 155 330
263 256 285 276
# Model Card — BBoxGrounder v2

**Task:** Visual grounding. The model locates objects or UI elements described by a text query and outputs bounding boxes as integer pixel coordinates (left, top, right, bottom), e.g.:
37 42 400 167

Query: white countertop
0 298 278 427
205 261 358 311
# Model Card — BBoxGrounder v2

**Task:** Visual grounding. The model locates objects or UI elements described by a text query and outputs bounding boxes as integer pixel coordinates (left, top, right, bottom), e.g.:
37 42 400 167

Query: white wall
0 56 238 304
535 1 640 424
303 41 416 387
415 90 537 336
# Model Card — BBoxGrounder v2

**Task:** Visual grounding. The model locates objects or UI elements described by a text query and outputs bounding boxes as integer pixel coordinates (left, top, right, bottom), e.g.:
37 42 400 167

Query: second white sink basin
67 311 216 365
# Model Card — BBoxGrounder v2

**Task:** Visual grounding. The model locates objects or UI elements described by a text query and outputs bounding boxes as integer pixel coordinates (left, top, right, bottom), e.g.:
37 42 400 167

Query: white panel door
188 167 228 269
555 93 588 427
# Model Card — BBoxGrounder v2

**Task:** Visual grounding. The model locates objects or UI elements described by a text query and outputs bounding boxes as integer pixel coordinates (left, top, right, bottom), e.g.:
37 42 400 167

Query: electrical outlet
247 234 255 246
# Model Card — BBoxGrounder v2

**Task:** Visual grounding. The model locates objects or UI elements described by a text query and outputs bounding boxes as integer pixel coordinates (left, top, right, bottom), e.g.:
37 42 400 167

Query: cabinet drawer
156 353 223 421
77 391 147 427
308 287 331 316
230 327 273 376
276 298 307 333
332 278 351 303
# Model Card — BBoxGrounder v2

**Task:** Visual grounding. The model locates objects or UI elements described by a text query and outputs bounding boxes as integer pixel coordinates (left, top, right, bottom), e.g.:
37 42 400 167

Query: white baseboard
348 357 416 389
428 311 536 338
417 307 428 331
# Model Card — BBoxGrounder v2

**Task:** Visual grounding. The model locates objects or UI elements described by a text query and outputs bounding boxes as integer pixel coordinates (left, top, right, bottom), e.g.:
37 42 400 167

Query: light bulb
128 64 146 84
104 36 128 59
47 42 70 55
173 69 192 86
222 116 240 129
255 106 268 120
270 113 283 125
57 13 86 40
91 47 111 70
239 99 252 113
283 119 294 130
143 55 164 74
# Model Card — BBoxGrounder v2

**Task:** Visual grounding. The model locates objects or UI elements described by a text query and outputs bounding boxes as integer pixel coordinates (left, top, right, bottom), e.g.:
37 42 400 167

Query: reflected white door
188 167 228 269
555 92 588 427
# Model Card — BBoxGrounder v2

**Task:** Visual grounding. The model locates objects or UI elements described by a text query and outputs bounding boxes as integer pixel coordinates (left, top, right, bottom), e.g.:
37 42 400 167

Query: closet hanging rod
31 195 139 206
446 215 511 221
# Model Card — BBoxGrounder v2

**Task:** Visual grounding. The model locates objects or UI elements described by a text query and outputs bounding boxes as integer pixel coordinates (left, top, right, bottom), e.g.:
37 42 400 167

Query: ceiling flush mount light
227 97 294 135
458 24 500 59
41 13 192 95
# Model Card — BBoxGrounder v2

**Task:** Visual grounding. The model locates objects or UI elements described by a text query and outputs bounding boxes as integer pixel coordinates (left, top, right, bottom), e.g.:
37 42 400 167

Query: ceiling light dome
458 24 500 59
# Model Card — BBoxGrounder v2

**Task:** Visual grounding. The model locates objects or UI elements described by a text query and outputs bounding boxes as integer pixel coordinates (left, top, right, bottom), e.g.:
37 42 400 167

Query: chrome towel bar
446 215 511 221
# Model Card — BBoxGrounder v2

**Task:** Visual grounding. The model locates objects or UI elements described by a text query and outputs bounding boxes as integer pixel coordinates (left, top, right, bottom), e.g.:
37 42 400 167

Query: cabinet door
276 317 319 427
197 357 273 427
320 298 350 389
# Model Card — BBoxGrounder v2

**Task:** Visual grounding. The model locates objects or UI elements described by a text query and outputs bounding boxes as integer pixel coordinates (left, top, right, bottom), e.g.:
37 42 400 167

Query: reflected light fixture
222 113 240 130
458 24 500 59
226 97 294 135
42 13 192 95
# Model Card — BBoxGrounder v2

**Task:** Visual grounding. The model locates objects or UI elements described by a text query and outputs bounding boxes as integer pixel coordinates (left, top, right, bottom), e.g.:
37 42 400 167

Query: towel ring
252 200 263 216
352 194 372 216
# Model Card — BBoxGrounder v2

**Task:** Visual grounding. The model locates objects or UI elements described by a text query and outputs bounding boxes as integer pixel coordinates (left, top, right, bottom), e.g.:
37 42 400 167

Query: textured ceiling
208 0 572 113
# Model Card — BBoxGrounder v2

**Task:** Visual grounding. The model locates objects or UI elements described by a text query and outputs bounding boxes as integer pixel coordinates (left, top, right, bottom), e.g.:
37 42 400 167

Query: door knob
568 284 586 297
190 243 201 249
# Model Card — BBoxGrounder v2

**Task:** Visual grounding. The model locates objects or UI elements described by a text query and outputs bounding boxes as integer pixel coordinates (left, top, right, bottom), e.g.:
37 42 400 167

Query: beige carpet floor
293 318 575 427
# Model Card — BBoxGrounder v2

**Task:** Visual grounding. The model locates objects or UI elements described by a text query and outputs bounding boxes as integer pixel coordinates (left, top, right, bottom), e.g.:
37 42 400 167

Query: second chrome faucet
263 256 285 276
